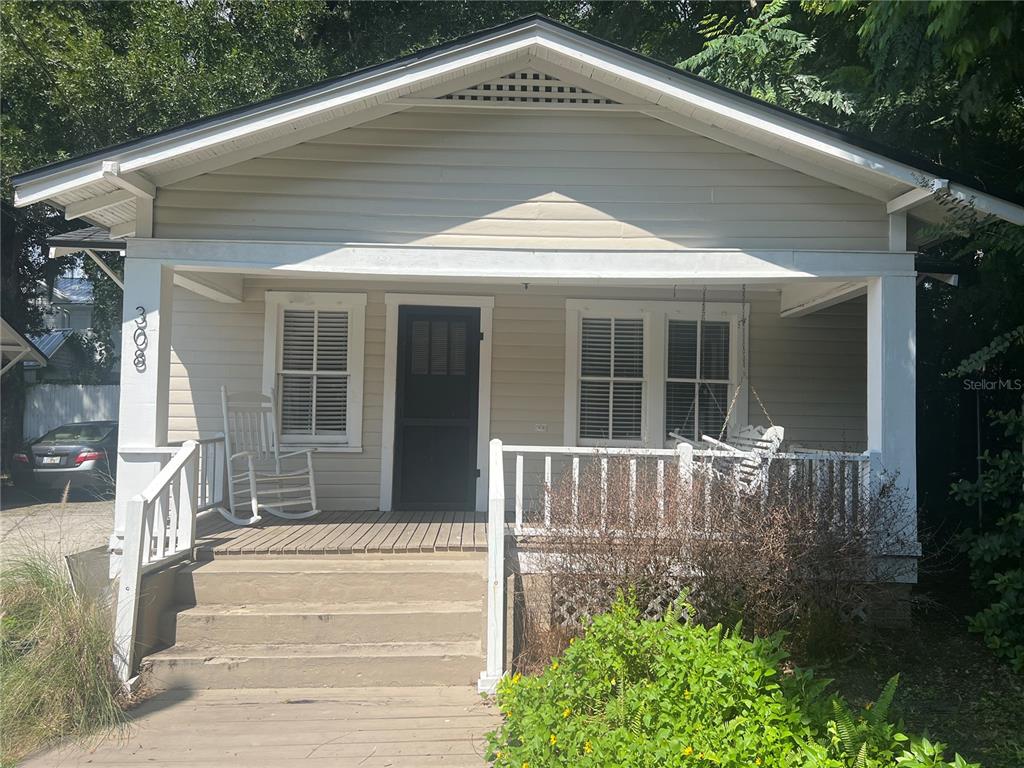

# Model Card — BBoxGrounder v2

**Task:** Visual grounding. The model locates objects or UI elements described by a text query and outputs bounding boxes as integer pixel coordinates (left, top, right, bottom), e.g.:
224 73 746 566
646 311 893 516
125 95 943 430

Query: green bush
949 327 1024 673
488 595 978 768
0 554 126 764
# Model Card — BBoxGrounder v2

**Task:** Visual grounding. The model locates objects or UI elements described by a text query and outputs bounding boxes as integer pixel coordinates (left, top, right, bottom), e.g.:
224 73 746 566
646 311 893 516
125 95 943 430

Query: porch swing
667 286 785 494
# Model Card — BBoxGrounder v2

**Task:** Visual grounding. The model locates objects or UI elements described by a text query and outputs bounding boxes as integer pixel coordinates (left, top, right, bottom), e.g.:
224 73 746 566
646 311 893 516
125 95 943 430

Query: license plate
41 456 62 465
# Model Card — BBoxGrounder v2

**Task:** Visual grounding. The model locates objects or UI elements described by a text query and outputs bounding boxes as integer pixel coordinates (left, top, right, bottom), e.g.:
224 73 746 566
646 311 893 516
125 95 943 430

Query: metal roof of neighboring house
1 317 48 372
52 277 94 303
25 328 76 365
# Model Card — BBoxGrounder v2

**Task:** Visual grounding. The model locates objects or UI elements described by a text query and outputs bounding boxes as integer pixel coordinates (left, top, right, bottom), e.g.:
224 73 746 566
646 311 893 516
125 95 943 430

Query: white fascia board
13 28 542 207
17 20 1024 226
946 182 1024 225
128 238 916 283
535 33 929 186
533 31 1024 222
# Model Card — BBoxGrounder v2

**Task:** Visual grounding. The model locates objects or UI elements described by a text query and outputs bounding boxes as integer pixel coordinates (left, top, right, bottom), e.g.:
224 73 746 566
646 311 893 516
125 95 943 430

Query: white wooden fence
113 436 226 683
23 384 119 439
478 439 879 692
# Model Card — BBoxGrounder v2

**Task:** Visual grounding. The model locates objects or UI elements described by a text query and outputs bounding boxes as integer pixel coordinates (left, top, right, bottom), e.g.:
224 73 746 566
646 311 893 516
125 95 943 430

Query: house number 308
133 306 148 372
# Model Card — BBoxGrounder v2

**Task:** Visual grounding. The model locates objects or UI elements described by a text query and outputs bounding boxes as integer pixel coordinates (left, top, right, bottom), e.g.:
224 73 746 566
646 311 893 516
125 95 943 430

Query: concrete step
176 556 486 606
143 641 484 690
170 600 484 645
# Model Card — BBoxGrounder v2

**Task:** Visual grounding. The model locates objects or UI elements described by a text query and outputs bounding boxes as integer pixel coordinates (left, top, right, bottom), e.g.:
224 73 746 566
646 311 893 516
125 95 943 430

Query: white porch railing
113 435 227 683
478 438 879 692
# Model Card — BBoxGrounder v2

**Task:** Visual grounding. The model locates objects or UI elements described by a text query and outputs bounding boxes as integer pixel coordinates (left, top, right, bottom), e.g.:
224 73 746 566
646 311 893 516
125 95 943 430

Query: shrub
489 595 979 768
0 553 127 763
525 455 911 663
949 326 1024 672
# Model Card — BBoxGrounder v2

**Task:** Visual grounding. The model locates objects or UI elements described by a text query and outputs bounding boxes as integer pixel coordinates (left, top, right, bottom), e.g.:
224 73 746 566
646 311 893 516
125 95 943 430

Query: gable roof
36 277 94 304
1 317 47 371
26 328 76 362
12 15 1024 232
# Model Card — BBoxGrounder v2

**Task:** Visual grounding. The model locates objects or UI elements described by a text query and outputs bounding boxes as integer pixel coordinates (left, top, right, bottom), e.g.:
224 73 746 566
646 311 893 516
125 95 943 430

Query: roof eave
12 15 1024 227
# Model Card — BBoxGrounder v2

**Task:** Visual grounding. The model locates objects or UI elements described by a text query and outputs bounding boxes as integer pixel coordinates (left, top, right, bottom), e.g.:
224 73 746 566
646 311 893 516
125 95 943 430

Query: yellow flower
609 677 615 685
683 689 692 700
683 746 694 756
522 763 529 768
511 673 522 685
562 707 571 718
584 741 593 754
496 750 503 758
569 637 575 645
755 759 762 766
549 733 557 746
551 660 559 671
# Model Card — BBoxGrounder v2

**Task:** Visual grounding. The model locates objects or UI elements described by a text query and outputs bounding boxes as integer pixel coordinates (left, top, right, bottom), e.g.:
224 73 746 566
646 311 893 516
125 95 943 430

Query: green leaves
679 0 853 118
487 597 981 768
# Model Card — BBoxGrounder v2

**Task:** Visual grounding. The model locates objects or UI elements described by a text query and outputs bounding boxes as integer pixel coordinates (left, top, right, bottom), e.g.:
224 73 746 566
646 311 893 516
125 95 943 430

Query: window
665 319 731 442
579 317 645 441
263 293 366 449
565 299 745 448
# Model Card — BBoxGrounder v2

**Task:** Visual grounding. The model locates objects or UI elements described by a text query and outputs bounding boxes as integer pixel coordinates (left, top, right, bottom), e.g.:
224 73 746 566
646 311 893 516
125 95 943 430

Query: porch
195 508 488 556
107 243 921 691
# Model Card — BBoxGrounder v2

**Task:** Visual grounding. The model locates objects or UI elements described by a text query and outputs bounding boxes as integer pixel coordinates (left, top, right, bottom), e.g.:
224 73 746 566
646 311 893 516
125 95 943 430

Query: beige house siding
154 108 889 251
168 281 866 510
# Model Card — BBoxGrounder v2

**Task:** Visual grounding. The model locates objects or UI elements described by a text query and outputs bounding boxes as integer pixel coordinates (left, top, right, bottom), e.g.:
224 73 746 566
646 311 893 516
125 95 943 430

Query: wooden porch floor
195 509 487 556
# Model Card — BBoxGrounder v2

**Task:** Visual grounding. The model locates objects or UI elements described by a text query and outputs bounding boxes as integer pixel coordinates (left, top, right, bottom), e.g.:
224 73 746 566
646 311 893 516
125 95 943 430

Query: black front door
393 306 480 510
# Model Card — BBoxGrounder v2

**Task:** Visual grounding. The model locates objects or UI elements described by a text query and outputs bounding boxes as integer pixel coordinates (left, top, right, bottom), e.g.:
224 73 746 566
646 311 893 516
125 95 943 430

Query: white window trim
564 299 748 449
262 291 366 452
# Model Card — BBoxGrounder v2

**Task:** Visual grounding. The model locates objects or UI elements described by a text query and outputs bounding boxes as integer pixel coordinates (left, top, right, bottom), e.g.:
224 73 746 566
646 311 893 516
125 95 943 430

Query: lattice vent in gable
438 70 619 105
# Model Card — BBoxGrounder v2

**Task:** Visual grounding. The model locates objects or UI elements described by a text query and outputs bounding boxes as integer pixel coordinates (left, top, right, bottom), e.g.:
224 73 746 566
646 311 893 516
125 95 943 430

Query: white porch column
111 259 175 576
866 274 920 578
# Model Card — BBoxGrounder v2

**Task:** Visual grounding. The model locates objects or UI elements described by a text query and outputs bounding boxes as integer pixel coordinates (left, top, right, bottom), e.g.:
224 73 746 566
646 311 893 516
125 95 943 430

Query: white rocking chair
219 387 321 526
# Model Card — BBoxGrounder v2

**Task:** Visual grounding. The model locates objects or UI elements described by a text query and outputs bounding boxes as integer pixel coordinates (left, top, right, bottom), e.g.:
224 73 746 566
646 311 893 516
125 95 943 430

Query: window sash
578 316 644 442
266 296 366 450
665 318 732 442
278 308 351 441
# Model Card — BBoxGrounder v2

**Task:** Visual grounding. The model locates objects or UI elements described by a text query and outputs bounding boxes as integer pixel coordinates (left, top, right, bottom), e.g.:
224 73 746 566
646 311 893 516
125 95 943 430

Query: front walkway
23 686 499 767
196 509 487 556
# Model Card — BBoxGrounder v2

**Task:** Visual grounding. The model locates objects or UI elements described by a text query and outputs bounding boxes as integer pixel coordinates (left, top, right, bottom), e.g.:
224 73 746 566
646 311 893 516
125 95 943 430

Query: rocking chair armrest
230 450 256 460
278 448 317 460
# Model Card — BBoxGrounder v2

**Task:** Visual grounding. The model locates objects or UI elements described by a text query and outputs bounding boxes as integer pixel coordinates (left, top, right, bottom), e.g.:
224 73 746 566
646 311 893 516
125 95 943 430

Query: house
1 316 47 376
22 328 89 384
12 16 1024 693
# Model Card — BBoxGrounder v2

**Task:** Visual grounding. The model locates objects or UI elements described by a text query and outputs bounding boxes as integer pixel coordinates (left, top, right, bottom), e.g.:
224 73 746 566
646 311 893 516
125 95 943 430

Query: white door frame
380 293 494 512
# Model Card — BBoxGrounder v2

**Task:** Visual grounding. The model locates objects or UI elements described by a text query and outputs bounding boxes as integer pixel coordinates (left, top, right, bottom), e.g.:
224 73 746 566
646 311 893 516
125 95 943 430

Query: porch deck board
195 510 486 556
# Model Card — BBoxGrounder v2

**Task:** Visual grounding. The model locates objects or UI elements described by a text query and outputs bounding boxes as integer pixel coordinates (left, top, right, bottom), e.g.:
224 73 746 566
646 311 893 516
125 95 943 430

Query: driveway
0 484 112 566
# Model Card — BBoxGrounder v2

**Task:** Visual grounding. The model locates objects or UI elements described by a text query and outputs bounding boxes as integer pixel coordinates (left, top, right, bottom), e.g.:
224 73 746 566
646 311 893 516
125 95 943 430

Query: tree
680 0 853 119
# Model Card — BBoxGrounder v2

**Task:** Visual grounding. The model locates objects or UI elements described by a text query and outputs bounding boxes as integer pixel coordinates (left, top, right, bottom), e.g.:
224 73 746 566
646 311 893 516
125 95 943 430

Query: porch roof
12 16 1024 234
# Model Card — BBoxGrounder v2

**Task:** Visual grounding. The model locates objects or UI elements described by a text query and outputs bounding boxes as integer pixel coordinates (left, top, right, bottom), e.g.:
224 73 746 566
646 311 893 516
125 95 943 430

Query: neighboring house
12 17 1024 692
36 276 95 332
1 316 47 376
26 274 120 383
22 327 86 383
